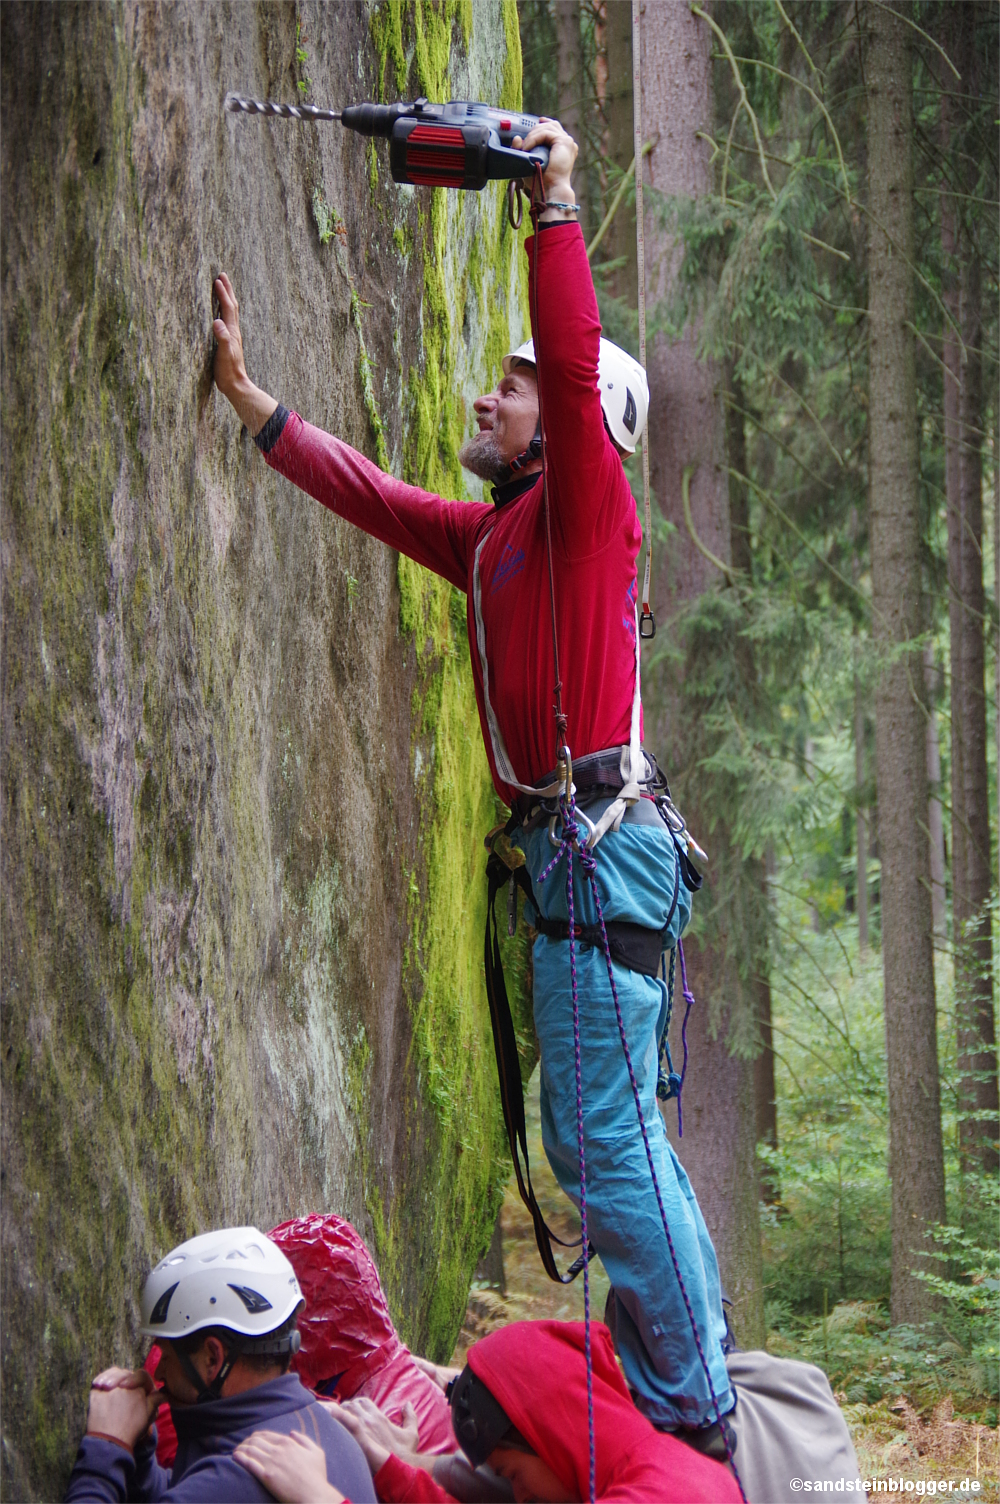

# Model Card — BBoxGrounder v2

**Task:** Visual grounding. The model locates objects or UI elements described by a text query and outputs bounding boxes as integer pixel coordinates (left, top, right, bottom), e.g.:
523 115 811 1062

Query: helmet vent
228 1283 274 1314
623 389 637 435
148 1282 179 1324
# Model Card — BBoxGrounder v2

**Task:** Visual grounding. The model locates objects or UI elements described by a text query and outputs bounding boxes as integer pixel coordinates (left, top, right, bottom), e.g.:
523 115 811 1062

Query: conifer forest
1 1 998 1498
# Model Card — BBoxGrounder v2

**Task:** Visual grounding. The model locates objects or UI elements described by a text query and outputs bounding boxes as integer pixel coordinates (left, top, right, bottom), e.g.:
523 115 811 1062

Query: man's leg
533 936 733 1430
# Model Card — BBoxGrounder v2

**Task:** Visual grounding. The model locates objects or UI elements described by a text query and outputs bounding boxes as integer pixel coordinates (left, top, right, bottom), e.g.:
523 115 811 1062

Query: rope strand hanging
633 0 655 639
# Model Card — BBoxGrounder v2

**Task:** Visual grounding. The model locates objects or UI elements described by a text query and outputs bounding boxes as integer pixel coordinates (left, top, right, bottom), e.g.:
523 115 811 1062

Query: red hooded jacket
374 1321 740 1503
270 1214 455 1453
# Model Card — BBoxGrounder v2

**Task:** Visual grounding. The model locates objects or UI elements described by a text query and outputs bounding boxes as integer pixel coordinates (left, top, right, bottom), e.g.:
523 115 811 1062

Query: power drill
225 95 549 191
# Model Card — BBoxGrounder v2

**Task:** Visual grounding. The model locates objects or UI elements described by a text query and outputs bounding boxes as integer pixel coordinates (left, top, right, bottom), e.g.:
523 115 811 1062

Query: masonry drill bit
225 92 342 123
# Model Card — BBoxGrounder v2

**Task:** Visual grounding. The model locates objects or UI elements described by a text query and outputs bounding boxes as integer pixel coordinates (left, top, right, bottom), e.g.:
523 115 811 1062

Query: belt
510 745 666 826
530 914 667 978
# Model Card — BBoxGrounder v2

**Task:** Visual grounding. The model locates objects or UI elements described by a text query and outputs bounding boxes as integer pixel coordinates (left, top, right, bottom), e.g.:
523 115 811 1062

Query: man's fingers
213 274 239 324
92 1367 140 1390
332 1406 364 1438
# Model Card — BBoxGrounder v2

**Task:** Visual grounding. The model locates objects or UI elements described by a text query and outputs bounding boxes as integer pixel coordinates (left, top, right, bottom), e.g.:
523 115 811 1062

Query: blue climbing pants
517 815 734 1430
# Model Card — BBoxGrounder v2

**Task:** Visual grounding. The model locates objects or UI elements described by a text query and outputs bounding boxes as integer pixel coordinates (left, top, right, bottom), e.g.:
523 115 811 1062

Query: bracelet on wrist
542 202 582 214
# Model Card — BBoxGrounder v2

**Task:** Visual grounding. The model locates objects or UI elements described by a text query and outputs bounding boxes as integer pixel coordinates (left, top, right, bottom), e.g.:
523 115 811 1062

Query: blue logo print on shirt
491 543 526 593
624 578 638 642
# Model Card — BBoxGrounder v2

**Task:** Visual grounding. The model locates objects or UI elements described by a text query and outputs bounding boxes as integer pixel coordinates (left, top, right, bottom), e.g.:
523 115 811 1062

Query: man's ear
201 1335 227 1383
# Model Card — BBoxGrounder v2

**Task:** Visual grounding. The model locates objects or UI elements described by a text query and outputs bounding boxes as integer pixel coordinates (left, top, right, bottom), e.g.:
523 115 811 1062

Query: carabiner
547 803 596 851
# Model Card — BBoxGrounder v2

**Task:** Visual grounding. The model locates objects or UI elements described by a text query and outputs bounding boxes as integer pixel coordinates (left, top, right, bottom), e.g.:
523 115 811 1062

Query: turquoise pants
517 815 734 1429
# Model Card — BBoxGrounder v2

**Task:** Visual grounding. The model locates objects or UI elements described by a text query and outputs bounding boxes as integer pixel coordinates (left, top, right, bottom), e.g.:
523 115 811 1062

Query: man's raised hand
211 273 278 438
513 118 578 217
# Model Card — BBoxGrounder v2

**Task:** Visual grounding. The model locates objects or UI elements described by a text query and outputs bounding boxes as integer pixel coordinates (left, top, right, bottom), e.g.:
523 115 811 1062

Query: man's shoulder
152 1450 279 1502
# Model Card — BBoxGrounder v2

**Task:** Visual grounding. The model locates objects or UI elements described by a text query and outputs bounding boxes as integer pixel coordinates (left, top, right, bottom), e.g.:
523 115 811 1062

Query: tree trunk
940 2 998 1178
554 2 588 234
642 3 764 1348
854 642 870 953
727 376 779 1198
603 0 637 305
852 522 870 953
865 0 946 1324
923 645 947 940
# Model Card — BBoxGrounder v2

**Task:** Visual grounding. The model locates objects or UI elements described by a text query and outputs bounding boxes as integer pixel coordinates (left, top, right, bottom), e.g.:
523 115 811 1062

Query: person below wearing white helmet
212 118 733 1440
63 1227 376 1503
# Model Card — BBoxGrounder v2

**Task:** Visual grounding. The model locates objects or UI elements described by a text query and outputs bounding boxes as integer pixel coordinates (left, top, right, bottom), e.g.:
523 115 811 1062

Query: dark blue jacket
64 1372 376 1502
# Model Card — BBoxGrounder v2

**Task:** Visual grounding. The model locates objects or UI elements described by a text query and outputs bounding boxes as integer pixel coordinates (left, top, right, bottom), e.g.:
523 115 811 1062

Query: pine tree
865 0 946 1325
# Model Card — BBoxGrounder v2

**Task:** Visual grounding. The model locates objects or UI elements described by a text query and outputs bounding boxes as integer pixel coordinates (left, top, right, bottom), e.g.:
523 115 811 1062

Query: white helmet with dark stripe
502 337 649 454
140 1226 304 1345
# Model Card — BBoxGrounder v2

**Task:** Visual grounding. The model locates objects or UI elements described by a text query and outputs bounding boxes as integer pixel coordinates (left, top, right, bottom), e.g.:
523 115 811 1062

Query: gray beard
458 430 510 483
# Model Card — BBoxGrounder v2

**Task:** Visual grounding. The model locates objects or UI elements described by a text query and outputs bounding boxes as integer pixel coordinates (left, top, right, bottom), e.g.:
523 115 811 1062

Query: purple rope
676 938 697 1140
538 789 596 1504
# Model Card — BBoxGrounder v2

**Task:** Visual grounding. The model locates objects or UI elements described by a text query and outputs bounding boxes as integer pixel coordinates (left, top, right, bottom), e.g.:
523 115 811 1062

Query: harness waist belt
531 914 665 978
511 745 663 825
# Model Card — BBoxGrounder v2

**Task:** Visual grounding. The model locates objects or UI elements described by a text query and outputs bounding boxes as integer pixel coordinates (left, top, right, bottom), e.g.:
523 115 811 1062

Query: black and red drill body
225 94 549 190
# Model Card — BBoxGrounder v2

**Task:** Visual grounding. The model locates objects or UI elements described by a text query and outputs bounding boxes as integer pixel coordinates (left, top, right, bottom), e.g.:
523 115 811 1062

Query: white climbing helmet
140 1226 304 1344
502 337 649 454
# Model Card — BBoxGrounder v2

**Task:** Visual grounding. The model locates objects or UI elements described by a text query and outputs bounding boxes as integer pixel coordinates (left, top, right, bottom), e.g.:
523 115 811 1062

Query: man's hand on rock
86 1366 162 1452
211 273 278 437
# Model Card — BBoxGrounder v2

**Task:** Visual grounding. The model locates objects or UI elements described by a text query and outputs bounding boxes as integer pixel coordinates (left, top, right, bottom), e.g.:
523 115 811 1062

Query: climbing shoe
674 1408 738 1466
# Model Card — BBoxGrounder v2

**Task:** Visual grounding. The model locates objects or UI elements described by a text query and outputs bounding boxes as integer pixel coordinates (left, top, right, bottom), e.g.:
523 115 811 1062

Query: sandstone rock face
1 4 528 1494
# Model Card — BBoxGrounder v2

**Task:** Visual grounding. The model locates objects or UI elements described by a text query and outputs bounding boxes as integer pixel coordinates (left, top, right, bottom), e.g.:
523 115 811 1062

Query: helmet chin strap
175 1339 242 1405
507 422 542 475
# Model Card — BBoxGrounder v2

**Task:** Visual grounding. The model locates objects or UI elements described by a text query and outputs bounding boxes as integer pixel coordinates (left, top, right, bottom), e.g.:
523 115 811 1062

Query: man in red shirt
212 119 734 1440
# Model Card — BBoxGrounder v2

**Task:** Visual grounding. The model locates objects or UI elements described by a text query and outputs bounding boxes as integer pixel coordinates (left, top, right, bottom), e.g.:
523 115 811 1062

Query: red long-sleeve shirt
262 223 642 806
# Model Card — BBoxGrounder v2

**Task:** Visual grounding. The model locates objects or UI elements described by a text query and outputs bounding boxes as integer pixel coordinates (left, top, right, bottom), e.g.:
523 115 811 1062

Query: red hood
269 1214 402 1392
468 1321 741 1503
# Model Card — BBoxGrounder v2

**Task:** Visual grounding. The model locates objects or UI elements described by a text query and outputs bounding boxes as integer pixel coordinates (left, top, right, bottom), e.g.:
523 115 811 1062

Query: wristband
542 202 582 214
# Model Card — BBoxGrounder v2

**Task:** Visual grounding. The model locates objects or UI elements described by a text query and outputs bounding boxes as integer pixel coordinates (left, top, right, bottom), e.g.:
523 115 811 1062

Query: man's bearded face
458 429 509 482
459 367 539 481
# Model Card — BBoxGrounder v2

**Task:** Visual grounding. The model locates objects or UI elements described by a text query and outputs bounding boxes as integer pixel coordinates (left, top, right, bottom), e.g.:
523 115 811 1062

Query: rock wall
0 3 529 1495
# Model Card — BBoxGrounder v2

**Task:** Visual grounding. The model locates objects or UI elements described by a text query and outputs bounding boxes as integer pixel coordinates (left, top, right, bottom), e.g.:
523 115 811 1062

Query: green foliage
295 19 312 96
311 189 344 247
